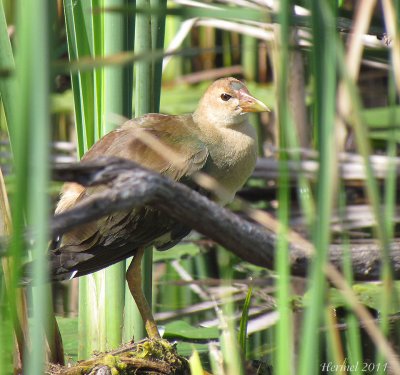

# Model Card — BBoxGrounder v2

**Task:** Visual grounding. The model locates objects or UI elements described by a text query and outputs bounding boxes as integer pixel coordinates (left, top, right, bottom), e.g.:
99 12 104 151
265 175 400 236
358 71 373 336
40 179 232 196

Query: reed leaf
189 350 205 375
238 284 253 359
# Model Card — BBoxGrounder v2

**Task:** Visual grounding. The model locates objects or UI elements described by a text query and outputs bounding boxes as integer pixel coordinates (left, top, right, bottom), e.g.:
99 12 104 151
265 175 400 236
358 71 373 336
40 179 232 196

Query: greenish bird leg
126 247 161 340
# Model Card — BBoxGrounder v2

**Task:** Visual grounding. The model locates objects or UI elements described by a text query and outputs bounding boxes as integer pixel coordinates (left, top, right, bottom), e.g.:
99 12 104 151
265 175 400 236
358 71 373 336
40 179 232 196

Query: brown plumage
51 77 269 338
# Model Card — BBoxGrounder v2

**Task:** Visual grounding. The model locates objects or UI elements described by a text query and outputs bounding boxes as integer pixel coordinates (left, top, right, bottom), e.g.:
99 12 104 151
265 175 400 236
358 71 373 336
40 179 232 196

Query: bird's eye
220 93 232 101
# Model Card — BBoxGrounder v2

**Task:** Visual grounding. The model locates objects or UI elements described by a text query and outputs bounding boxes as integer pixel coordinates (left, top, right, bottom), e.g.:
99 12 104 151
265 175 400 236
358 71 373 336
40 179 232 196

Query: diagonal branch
48 156 400 282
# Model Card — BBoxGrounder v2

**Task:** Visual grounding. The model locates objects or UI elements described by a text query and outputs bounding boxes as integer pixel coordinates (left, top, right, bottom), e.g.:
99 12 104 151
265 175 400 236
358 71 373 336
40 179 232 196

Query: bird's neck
192 112 253 143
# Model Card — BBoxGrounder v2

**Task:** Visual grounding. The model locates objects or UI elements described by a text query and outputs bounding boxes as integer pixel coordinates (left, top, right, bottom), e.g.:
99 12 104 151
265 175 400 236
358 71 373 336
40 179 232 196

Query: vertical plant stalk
220 298 245 375
93 0 104 142
377 76 398 375
287 32 309 148
0 169 28 372
338 188 362 375
64 0 105 357
16 0 54 372
85 0 107 353
1 2 27 342
0 3 21 372
103 0 135 349
242 34 257 81
274 0 293 374
121 2 136 341
130 0 166 340
0 1 15 130
151 0 166 112
63 0 97 156
132 0 153 341
299 1 337 374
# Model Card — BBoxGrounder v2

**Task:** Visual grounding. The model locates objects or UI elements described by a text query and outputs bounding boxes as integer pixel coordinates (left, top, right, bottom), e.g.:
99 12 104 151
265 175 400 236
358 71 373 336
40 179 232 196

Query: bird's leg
126 247 161 340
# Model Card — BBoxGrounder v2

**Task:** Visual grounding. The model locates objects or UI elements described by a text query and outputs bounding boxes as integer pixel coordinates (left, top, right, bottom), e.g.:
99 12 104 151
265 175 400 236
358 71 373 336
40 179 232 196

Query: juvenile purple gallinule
51 77 269 339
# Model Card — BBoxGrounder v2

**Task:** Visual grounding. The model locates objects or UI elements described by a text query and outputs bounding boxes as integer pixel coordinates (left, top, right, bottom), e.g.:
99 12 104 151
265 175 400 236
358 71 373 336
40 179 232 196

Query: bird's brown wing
51 114 209 280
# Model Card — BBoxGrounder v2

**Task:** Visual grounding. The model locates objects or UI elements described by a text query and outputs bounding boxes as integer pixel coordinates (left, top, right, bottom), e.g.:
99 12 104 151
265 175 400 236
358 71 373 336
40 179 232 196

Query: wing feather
52 114 208 279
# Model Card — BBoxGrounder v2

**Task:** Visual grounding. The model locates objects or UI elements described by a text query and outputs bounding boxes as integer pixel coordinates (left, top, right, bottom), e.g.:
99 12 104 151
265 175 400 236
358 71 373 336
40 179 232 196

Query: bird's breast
202 124 257 204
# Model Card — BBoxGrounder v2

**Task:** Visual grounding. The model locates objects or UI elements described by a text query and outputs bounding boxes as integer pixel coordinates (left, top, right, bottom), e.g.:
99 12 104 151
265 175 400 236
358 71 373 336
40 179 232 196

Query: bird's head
193 77 270 128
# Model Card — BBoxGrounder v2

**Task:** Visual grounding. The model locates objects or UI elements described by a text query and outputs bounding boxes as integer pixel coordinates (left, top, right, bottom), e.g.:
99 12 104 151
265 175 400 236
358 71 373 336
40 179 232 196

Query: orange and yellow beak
239 91 270 113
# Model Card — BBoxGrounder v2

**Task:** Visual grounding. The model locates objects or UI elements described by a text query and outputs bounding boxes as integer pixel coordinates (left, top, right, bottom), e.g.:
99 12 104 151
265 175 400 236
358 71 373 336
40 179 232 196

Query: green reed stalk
23 1 51 371
0 3 23 372
0 3 14 131
3 0 53 373
103 0 133 349
299 2 337 374
242 35 257 82
64 0 104 357
130 0 166 340
63 0 98 156
151 0 166 111
375 73 398 375
132 0 153 341
338 189 362 375
275 6 293 375
221 287 244 375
